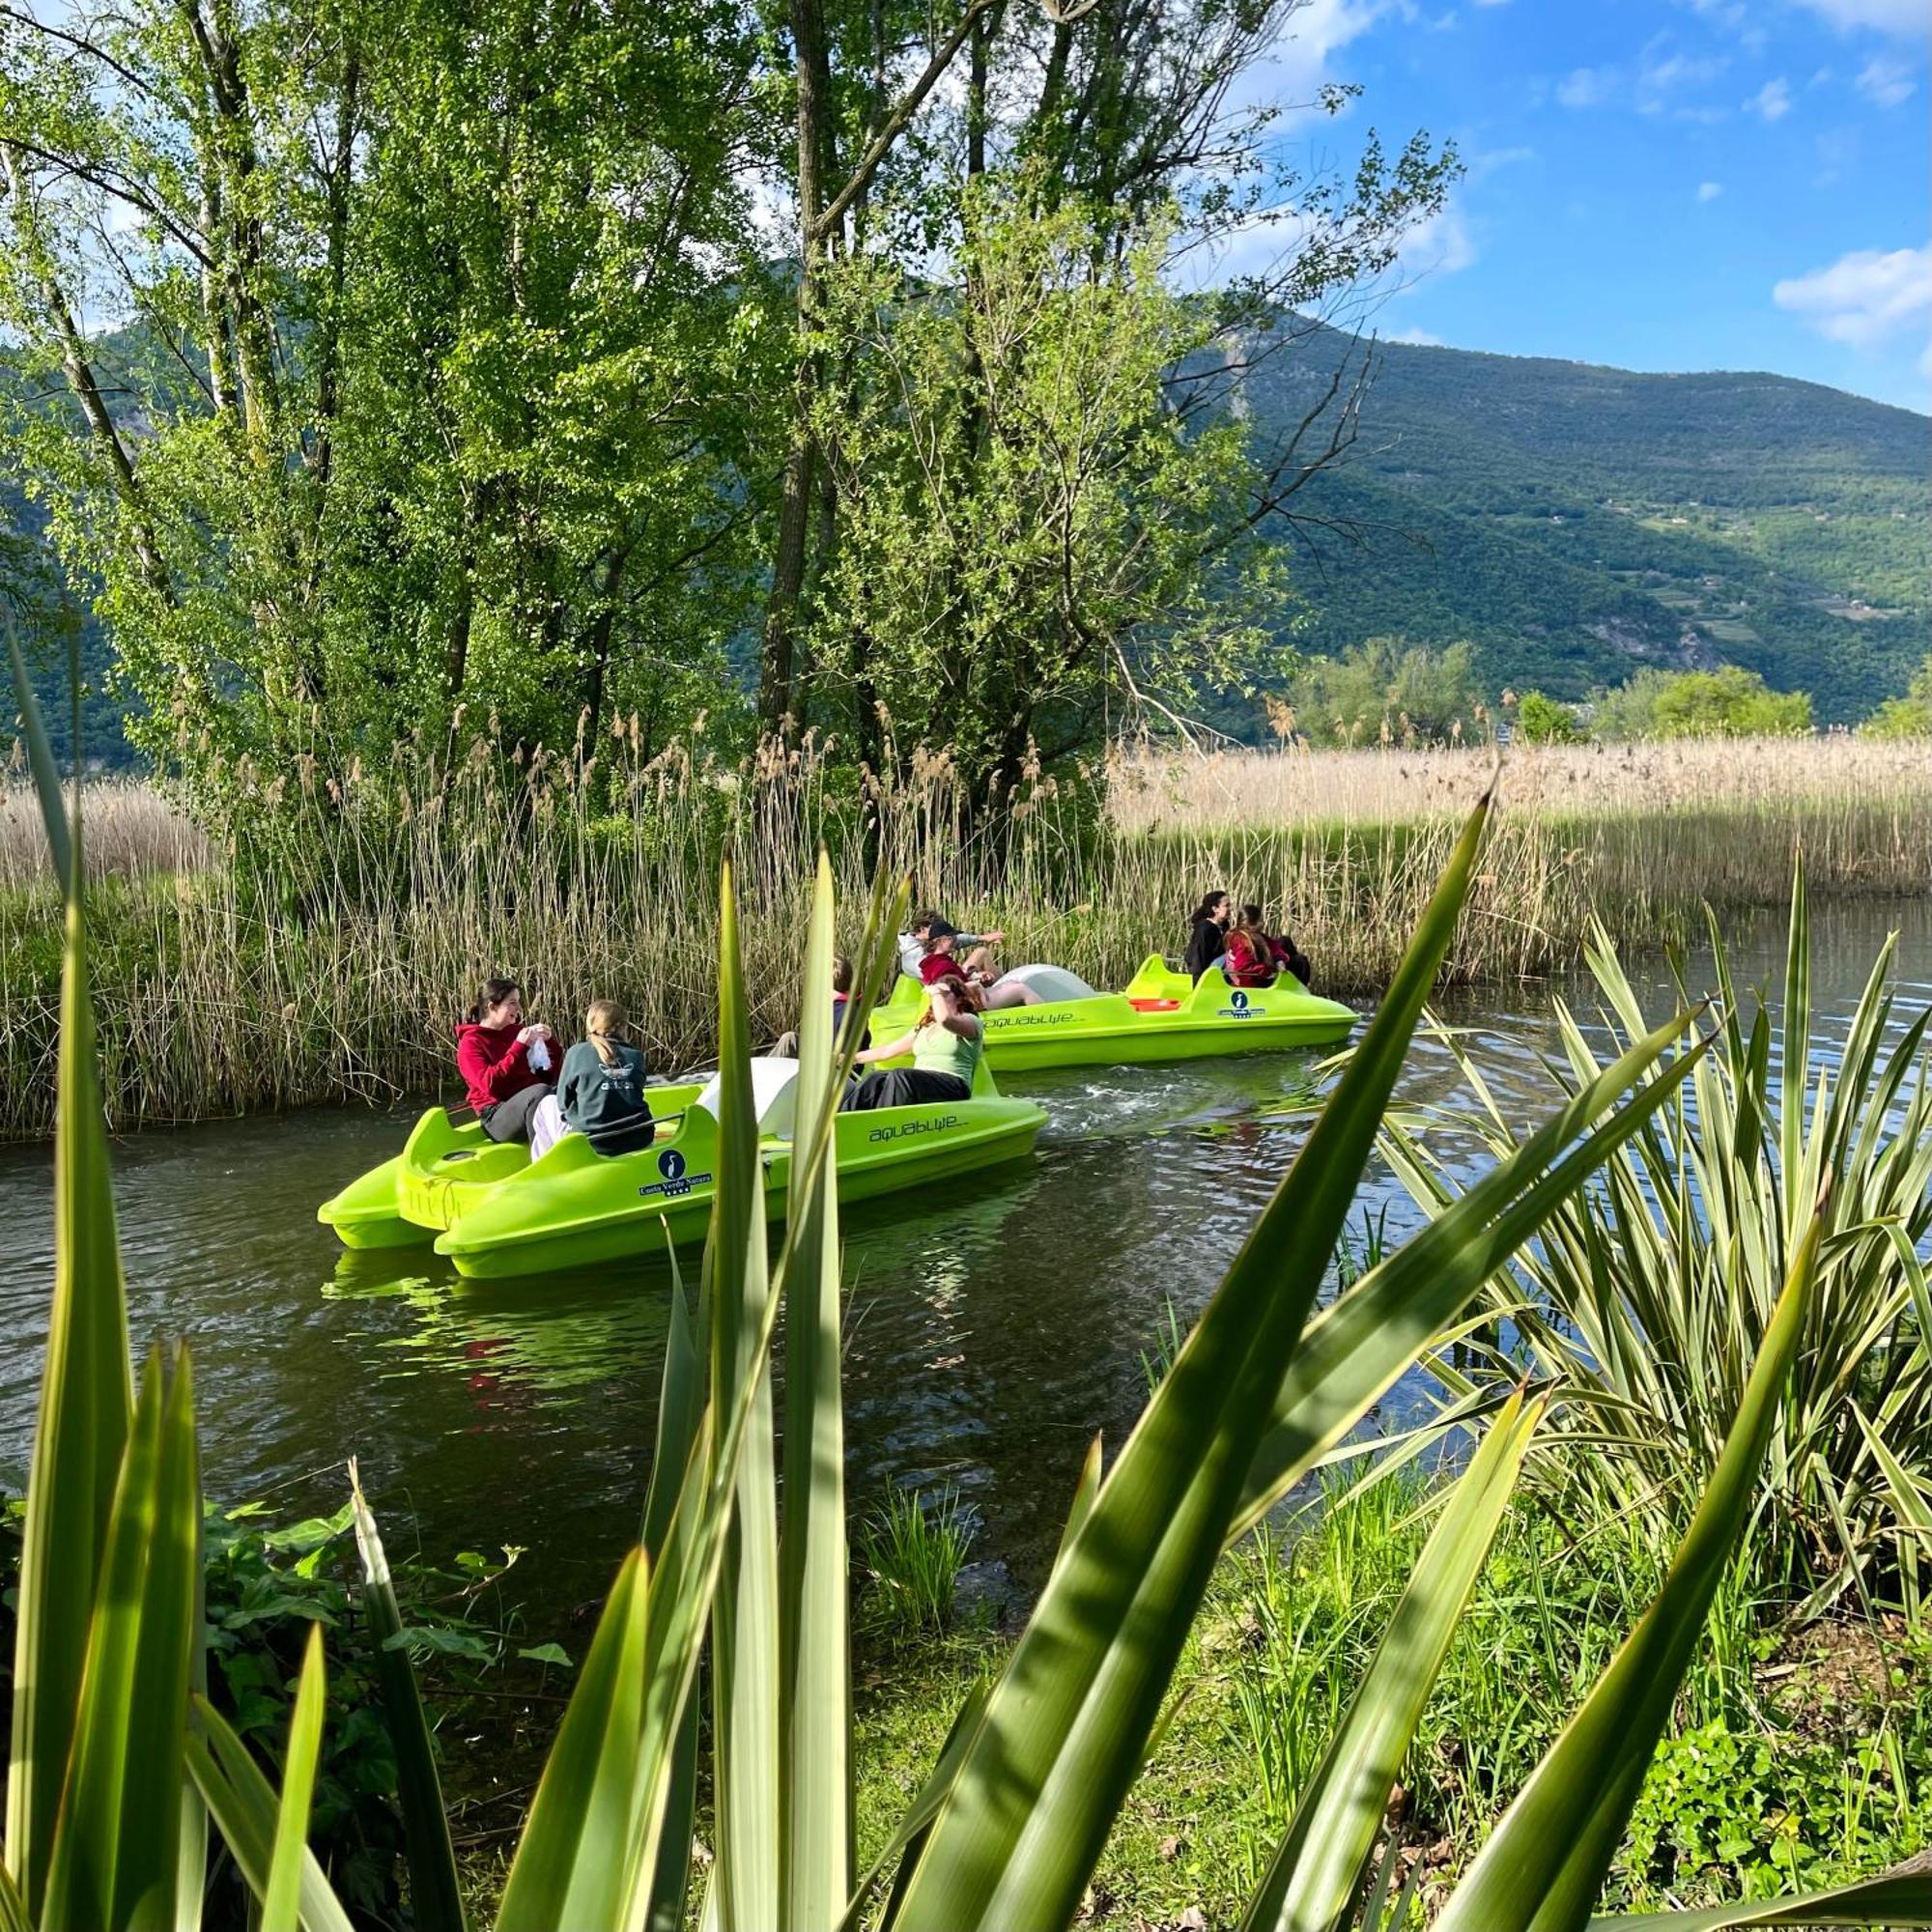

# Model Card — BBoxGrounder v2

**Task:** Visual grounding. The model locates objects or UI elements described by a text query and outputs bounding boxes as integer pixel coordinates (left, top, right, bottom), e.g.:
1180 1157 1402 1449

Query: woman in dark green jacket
553 999 655 1155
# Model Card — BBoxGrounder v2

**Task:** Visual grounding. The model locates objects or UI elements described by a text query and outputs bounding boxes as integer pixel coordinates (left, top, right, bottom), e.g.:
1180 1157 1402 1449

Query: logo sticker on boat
638 1146 710 1200
1219 990 1258 1019
867 1114 961 1144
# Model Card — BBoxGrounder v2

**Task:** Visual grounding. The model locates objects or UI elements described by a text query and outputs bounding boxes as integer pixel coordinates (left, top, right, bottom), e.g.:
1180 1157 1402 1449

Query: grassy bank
849 1474 1932 1930
2 733 1927 1137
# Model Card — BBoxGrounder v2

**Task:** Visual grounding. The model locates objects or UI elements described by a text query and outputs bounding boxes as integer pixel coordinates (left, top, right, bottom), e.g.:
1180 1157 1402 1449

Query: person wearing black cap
920 920 1042 1009
896 910 1003 982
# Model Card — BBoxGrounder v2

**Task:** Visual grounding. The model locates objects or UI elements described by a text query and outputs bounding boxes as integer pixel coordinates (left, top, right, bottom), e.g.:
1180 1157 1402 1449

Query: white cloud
1639 47 1730 103
1746 76 1794 119
1697 179 1726 200
1789 0 1930 34
1396 201 1477 281
1385 325 1445 344
1556 65 1619 107
1466 144 1536 179
1774 242 1932 354
1856 55 1918 106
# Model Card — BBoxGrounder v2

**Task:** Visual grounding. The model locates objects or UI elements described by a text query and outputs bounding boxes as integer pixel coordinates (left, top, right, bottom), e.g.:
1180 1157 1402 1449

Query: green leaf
348 1464 466 1932
639 1251 704 1932
186 1696 356 1932
5 645 134 1919
707 855 781 1932
894 793 1494 1932
1433 1192 1833 1932
43 1346 200 1932
263 1625 327 1932
1230 1009 1713 1542
779 850 855 1932
496 1549 651 1930
1242 1390 1542 1932
3 602 73 890
517 1643 575 1669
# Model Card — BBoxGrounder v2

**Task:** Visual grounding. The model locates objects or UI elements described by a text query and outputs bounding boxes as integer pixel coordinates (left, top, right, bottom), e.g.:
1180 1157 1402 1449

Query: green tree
1859 653 1932 738
1514 689 1580 745
0 0 777 770
810 188 1290 805
1592 666 1813 740
1283 637 1487 746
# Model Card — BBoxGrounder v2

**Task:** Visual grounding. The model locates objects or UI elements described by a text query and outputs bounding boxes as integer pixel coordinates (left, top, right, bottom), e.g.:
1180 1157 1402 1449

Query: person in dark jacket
1184 892 1233 981
552 999 655 1155
1267 923 1314 988
455 976 556 1142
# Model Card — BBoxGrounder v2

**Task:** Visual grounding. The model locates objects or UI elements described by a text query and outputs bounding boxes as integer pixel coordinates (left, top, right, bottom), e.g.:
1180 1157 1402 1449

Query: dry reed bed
0 779 211 887
1 733 1927 1138
1107 735 1932 832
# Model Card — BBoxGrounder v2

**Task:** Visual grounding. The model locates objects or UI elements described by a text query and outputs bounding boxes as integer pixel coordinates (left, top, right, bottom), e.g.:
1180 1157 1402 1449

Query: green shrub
1592 665 1813 739
1514 688 1581 744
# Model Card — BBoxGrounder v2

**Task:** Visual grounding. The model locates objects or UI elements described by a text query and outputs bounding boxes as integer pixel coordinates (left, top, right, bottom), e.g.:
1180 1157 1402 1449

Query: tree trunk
757 0 833 736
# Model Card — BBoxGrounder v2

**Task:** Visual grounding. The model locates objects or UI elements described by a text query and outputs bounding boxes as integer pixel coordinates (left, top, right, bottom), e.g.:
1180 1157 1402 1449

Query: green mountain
1240 327 1929 724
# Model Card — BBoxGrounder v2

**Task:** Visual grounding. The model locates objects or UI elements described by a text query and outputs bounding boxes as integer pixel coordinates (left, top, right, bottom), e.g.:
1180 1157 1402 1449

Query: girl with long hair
455 976 557 1142
537 997 655 1157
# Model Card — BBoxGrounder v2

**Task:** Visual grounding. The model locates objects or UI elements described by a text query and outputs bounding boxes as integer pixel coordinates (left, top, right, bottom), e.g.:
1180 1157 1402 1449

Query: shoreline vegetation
2 732 1928 1141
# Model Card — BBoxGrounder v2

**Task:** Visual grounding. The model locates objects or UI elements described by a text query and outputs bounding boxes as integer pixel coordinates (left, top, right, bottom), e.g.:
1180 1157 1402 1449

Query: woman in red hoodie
455 976 557 1142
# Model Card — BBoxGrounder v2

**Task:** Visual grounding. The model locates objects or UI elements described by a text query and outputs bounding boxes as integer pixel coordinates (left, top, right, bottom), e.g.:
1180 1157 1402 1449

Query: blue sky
1226 0 1931 411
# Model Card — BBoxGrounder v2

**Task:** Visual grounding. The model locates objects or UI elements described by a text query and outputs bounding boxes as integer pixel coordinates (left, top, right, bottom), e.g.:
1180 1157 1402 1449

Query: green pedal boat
318 1057 1046 1280
870 956 1356 1071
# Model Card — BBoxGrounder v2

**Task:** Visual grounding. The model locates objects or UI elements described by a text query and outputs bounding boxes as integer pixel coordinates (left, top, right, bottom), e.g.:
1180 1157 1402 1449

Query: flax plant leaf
891 793 1494 1932
5 649 134 1920
42 1347 199 1932
1242 1390 1544 1932
1433 1194 1833 1932
778 850 855 1931
185 1697 356 1932
1589 1854 1932 1928
348 1464 466 1932
262 1625 328 1932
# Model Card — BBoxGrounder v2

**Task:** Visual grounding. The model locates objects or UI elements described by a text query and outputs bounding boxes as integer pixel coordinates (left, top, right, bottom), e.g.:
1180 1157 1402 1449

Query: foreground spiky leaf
42 1348 199 1932
185 1695 357 1932
349 1466 466 1932
262 1625 328 1932
779 851 854 1930
1589 1857 1932 1928
892 794 1494 1932
4 643 134 1918
708 859 781 1932
1434 1192 1833 1931
1242 1390 1543 1932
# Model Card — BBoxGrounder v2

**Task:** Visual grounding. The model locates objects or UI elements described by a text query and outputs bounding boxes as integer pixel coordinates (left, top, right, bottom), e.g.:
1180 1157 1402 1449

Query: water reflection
0 894 1923 1624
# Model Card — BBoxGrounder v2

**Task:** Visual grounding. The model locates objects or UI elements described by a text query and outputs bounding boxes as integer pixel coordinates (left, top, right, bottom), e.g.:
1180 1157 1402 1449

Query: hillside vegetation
1247 327 1929 724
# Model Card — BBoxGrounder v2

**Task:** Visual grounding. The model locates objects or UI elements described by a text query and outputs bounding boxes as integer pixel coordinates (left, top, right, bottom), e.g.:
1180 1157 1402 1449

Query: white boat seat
694 1056 800 1138
995 962 1098 1005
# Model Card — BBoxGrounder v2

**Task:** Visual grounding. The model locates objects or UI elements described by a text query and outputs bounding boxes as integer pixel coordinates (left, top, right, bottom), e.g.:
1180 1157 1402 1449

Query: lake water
1 895 1925 1634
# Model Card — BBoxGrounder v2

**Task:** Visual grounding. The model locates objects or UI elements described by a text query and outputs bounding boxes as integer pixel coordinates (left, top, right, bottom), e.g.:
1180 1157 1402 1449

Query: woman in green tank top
841 977 983 1112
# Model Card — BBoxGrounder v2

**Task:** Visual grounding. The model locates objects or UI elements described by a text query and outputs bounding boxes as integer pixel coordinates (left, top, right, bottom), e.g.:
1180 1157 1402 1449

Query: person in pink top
454 975 557 1142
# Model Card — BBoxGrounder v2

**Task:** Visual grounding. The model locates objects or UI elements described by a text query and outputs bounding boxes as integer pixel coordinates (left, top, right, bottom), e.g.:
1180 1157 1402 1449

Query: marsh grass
1 729 1926 1137
858 1486 980 1641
